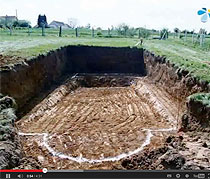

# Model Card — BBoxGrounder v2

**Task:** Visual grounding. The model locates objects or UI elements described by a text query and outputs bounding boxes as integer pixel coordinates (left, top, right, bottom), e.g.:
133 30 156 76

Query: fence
0 26 209 49
0 27 126 38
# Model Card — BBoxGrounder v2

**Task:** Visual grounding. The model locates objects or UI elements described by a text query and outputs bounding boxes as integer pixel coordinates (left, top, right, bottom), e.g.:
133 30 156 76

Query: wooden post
75 28 78 37
184 30 187 42
108 28 111 36
192 32 194 44
138 29 141 39
9 26 12 36
203 33 206 45
200 31 203 47
59 26 62 37
42 25 45 36
28 26 31 36
92 28 94 38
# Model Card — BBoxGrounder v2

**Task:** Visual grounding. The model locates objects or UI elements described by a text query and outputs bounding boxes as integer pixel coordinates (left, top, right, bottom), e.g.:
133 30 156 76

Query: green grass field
0 28 210 82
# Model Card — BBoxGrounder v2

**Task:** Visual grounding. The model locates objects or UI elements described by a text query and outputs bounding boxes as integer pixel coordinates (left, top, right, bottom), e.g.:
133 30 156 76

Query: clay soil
16 76 180 169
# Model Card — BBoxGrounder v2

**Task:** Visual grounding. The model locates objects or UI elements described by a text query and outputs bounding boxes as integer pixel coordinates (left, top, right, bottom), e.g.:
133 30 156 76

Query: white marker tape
19 127 176 164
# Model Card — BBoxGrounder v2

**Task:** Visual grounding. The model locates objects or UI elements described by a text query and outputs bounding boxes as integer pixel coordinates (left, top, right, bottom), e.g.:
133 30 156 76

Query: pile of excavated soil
181 95 210 132
16 76 179 169
121 132 210 170
0 94 22 169
0 54 26 70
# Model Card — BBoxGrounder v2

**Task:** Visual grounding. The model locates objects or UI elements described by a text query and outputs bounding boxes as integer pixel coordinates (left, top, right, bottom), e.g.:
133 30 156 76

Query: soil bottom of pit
16 75 179 170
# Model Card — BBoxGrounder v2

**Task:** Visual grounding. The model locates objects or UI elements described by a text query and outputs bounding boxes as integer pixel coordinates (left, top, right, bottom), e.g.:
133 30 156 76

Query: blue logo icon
198 8 210 23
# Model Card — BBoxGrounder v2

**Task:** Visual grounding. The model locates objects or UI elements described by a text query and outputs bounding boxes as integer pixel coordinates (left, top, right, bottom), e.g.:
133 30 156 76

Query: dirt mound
0 54 26 70
121 136 184 170
14 157 41 170
181 94 210 132
121 133 210 170
0 94 22 169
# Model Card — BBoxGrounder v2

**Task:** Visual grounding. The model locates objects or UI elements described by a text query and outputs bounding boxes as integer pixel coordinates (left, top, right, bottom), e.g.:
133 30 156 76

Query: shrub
13 20 31 28
138 28 151 38
97 31 103 37
127 27 137 37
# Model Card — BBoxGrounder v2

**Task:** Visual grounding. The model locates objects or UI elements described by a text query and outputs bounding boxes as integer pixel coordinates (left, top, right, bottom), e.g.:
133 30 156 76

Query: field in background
0 28 210 82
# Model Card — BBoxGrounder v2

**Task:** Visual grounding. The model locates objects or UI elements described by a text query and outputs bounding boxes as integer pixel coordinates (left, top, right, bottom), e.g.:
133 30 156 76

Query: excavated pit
15 74 180 169
1 46 209 170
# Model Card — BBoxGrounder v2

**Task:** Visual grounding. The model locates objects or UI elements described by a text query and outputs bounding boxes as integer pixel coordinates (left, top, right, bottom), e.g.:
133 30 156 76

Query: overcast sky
0 0 210 32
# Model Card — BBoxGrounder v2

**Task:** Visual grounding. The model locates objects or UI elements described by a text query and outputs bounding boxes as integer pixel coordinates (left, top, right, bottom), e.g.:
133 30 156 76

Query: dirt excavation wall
0 46 145 114
120 51 210 170
0 47 70 115
144 50 210 99
144 50 210 132
67 46 145 74
182 95 210 132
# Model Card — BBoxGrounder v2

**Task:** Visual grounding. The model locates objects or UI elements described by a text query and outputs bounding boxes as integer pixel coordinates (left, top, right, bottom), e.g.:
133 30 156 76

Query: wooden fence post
178 30 181 39
108 28 111 36
59 26 62 37
138 29 141 39
92 28 94 37
192 32 194 44
9 26 12 36
75 28 78 37
202 33 205 46
28 26 31 36
184 30 187 42
200 31 204 47
42 25 45 36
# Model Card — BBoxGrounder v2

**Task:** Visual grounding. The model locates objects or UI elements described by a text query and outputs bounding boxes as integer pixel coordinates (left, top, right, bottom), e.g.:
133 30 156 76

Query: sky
0 0 210 32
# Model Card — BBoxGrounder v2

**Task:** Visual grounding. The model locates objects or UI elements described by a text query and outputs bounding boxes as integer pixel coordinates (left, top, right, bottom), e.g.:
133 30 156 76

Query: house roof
0 16 17 20
49 20 70 29
49 21 65 26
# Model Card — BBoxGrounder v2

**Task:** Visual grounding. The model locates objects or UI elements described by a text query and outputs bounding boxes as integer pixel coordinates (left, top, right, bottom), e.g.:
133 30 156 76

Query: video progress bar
1 170 210 179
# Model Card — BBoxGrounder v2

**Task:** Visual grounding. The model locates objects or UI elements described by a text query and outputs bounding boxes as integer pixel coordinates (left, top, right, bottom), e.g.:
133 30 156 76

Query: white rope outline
19 127 176 164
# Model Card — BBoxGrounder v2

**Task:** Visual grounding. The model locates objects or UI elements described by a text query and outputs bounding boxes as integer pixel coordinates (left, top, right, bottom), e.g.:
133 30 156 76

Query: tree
38 14 48 28
85 23 91 29
173 28 180 38
13 20 31 28
127 27 137 37
111 25 114 31
68 18 78 29
138 27 151 38
116 23 129 36
182 30 189 34
199 28 207 35
160 28 169 40
0 18 6 27
174 28 179 33
189 30 195 34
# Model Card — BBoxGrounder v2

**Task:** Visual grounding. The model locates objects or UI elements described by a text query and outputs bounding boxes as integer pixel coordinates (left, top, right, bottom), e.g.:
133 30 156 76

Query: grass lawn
0 29 210 82
188 93 210 107
144 38 210 82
